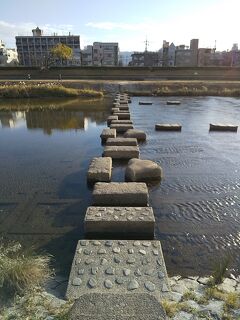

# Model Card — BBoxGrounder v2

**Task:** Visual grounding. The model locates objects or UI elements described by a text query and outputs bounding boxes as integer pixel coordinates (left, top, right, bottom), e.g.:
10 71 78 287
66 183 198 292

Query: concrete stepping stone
113 112 131 120
100 129 116 143
69 293 167 320
111 120 133 125
103 146 139 159
92 182 148 206
111 107 120 114
118 106 129 111
106 138 138 146
124 129 146 141
66 240 169 301
155 124 182 131
167 100 181 105
209 123 238 132
87 157 112 183
110 123 134 133
113 109 130 113
107 115 118 125
84 206 155 238
125 159 162 182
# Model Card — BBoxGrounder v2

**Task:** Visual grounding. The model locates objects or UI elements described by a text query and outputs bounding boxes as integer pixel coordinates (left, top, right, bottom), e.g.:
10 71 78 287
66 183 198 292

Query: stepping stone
87 157 112 183
209 123 238 132
92 182 148 206
155 124 182 131
106 138 138 146
84 206 155 238
111 120 133 125
139 101 153 105
124 129 146 141
66 240 169 301
103 146 139 159
167 101 181 105
111 107 120 114
100 129 116 143
125 159 162 182
107 115 118 125
69 293 167 320
118 106 129 111
113 109 130 113
110 124 134 133
119 100 129 104
113 112 131 120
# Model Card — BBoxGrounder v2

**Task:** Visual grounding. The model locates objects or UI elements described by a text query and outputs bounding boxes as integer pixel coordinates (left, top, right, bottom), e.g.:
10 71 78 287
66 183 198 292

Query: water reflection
0 98 111 134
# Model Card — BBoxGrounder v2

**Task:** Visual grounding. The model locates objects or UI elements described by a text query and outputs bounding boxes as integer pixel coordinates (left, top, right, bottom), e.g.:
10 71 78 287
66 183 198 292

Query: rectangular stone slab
87 158 112 183
107 115 118 125
113 113 131 120
111 120 133 125
111 108 120 114
84 207 155 238
106 138 138 146
92 182 148 206
66 240 170 301
110 124 134 133
100 129 116 142
103 146 139 160
118 107 129 111
155 124 182 131
69 293 167 320
209 123 238 132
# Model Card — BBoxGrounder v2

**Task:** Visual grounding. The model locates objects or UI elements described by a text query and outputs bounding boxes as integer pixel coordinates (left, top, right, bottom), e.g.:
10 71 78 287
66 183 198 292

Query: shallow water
0 96 240 277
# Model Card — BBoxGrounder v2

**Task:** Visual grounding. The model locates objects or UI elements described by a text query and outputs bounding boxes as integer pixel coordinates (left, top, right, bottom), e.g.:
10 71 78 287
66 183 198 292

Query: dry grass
0 240 52 297
0 82 103 99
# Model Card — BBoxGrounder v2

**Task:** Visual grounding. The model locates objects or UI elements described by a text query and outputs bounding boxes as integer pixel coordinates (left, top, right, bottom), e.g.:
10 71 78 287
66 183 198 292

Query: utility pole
144 37 149 52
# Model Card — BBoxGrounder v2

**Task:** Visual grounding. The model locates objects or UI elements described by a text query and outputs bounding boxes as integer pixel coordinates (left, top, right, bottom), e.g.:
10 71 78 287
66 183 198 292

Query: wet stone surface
66 240 169 301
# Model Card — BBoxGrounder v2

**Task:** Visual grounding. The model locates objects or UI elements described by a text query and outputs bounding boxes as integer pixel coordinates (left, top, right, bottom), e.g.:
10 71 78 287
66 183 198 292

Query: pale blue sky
1 0 239 51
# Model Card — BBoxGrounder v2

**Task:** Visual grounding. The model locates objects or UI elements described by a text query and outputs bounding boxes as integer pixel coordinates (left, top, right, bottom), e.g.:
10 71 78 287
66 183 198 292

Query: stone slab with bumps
107 115 118 125
66 240 170 301
125 159 162 182
87 157 112 183
103 146 139 159
110 124 134 133
155 124 182 131
84 206 155 237
124 129 146 141
106 138 138 146
92 182 148 206
69 293 167 320
100 128 116 143
113 112 131 120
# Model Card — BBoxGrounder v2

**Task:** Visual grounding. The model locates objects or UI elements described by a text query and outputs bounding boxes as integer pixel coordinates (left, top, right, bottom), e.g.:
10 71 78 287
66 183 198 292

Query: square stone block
113 113 131 120
85 207 155 238
103 146 139 160
106 138 138 146
92 182 148 206
100 129 116 143
87 157 112 183
110 124 134 133
66 240 170 301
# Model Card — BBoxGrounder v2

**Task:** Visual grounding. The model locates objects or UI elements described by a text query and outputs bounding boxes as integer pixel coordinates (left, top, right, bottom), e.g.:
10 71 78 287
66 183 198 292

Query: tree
41 43 73 69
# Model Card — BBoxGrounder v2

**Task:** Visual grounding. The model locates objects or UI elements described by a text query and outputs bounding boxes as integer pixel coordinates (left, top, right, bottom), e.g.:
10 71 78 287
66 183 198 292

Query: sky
1 0 239 52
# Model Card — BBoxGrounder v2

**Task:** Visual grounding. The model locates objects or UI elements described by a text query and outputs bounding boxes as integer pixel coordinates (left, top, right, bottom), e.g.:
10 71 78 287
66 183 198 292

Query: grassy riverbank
0 82 103 99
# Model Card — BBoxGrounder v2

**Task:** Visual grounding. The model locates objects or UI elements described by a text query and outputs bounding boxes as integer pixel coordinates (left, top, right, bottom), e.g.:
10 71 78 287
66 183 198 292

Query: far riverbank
1 80 240 98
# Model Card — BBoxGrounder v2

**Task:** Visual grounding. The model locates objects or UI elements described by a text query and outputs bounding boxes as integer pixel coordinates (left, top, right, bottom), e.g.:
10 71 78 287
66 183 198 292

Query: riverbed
0 96 239 277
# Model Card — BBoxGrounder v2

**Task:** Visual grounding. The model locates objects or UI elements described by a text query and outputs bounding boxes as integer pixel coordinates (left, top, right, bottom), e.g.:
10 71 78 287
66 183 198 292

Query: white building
0 40 18 65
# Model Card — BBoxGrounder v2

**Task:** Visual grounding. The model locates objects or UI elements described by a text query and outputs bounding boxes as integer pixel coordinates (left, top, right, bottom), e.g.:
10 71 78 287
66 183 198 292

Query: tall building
16 27 81 66
190 39 199 66
81 45 93 66
130 51 160 67
92 42 119 66
175 39 199 67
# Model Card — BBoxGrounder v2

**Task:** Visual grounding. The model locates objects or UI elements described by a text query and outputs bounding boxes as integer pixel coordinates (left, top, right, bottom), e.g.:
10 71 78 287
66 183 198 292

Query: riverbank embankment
1 80 240 98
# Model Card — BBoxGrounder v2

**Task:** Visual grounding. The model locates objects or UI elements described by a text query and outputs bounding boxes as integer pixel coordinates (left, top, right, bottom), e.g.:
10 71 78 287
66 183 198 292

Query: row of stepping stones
66 93 168 319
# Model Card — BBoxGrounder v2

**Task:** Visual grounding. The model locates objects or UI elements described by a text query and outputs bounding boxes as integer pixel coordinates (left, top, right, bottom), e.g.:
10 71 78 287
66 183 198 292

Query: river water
0 96 239 277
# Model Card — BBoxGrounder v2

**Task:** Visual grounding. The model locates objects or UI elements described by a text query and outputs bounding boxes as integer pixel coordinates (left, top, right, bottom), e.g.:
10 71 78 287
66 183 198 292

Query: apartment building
16 27 81 66
81 45 93 66
130 51 160 67
0 40 18 65
92 42 119 66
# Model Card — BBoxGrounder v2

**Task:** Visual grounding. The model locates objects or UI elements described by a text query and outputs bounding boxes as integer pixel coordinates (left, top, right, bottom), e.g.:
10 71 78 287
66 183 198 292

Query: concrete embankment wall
1 66 240 80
